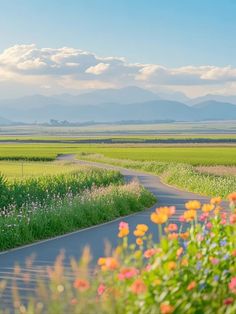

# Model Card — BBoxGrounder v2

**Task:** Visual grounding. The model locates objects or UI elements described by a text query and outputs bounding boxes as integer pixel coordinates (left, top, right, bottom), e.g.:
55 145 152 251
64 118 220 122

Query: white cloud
1 44 236 97
85 63 110 75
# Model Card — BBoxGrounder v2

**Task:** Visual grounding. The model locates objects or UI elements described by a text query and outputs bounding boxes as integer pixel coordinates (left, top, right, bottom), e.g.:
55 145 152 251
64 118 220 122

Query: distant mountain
188 94 236 105
193 100 236 120
0 87 236 123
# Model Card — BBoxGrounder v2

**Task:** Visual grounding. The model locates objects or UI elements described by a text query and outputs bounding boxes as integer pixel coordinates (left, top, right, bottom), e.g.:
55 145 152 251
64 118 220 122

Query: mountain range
0 87 236 124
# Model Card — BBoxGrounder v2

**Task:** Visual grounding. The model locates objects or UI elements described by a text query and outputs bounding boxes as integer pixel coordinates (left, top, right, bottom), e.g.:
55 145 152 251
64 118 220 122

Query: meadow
0 144 236 165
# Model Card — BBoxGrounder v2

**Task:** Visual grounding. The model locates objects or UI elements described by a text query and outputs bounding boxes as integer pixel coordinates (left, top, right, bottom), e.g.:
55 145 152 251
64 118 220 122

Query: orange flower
134 229 145 237
131 278 147 295
118 221 129 238
202 203 214 212
165 223 178 233
230 214 236 224
97 257 106 266
160 303 174 314
210 197 222 205
157 206 176 217
228 192 236 204
73 278 90 292
136 238 143 246
181 258 189 266
180 231 189 240
105 257 119 271
176 247 183 257
136 224 149 232
151 212 168 224
183 209 196 221
167 261 177 271
144 248 156 258
168 233 178 240
187 281 196 291
185 200 201 210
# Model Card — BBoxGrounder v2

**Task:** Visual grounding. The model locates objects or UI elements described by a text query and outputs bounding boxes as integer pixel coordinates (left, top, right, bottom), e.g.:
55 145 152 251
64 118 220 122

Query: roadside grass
0 181 156 250
0 167 123 210
79 154 236 198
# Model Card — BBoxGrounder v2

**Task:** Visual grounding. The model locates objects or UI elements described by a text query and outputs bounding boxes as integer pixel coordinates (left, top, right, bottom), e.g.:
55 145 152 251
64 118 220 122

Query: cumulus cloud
0 44 236 97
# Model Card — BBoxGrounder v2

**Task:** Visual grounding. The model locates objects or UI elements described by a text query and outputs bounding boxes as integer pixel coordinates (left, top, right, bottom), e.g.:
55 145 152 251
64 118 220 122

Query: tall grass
80 154 236 198
0 182 156 250
0 167 123 210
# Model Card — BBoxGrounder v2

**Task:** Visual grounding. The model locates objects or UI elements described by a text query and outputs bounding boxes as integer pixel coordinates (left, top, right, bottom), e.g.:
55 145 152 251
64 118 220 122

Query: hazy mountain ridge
0 87 236 124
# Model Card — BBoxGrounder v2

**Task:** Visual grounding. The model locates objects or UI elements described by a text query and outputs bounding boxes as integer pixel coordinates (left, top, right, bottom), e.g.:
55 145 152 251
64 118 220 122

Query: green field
0 144 236 166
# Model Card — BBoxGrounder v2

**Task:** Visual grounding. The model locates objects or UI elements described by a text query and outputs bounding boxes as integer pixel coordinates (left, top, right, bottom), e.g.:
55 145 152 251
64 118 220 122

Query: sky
0 0 236 98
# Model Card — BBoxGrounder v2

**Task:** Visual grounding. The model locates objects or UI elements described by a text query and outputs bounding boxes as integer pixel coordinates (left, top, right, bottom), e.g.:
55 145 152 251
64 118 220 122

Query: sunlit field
1 144 236 166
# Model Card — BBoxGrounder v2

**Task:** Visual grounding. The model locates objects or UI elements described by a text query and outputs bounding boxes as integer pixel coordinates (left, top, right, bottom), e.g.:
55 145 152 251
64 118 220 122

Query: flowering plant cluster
3 192 236 314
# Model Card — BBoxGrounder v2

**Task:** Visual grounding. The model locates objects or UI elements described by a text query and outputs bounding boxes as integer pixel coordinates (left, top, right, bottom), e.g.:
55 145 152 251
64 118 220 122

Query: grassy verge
0 182 156 250
79 154 236 198
0 167 123 209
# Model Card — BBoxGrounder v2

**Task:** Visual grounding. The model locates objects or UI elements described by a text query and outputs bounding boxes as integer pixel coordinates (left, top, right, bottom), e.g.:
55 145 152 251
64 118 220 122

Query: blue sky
0 0 235 67
0 0 236 98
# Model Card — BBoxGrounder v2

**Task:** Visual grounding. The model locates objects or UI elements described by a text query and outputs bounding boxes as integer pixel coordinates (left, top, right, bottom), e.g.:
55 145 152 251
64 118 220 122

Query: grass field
1 144 236 165
0 161 81 178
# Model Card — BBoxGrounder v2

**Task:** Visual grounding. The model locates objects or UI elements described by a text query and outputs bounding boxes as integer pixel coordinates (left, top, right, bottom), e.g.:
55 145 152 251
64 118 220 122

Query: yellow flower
183 209 196 221
202 203 214 212
136 238 143 246
134 229 145 237
167 261 177 271
151 212 168 224
136 224 149 232
185 200 201 210
118 228 129 238
210 197 222 205
181 258 189 266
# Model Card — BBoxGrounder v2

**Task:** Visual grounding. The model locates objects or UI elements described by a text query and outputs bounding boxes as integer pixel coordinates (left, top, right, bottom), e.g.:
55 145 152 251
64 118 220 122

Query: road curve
0 155 215 271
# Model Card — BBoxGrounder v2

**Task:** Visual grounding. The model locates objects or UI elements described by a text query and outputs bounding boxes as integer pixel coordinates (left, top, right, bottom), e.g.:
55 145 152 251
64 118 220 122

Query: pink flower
220 219 227 225
210 258 219 265
145 264 152 271
229 277 236 293
179 215 186 223
206 222 212 229
144 248 156 259
196 234 204 241
118 267 139 280
97 283 106 296
200 213 209 222
230 214 236 224
119 221 129 230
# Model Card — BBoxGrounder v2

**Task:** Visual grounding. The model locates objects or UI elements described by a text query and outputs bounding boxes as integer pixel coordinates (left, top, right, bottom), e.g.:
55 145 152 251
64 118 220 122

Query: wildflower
136 224 149 232
144 248 156 259
206 222 213 229
167 261 177 271
187 281 196 291
181 258 189 266
179 215 186 223
97 283 106 296
131 279 147 295
230 214 236 224
202 204 214 213
97 257 106 266
156 206 176 218
196 261 202 270
168 233 178 240
183 209 196 221
211 197 222 205
176 247 183 257
73 279 90 292
180 231 189 240
160 303 174 314
196 252 203 259
199 212 209 221
232 250 236 257
210 257 219 265
105 257 119 271
165 223 178 233
185 200 201 210
151 212 168 224
214 275 219 282
118 267 138 280
228 192 236 204
70 298 78 305
118 221 129 238
224 297 234 305
136 238 143 246
229 277 236 294
134 229 145 237
220 240 227 247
